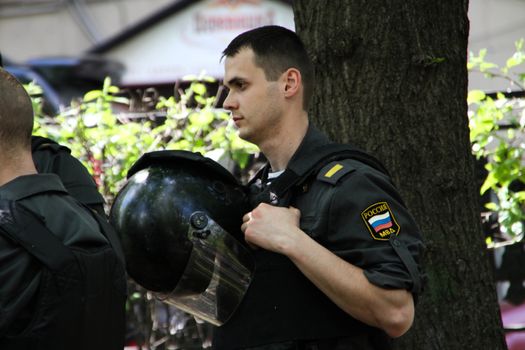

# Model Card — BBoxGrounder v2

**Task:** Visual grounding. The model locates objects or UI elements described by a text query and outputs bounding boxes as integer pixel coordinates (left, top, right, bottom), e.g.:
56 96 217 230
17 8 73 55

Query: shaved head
0 68 34 151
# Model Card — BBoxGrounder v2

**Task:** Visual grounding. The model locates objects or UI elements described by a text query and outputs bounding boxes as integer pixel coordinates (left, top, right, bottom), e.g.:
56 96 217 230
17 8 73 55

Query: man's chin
238 129 254 143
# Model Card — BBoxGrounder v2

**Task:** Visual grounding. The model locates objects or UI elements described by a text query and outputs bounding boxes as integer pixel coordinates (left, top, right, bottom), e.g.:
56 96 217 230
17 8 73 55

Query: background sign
101 0 294 85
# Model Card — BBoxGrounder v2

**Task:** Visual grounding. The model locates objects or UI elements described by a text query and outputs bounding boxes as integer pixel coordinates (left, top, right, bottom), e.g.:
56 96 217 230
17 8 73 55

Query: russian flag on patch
368 212 393 233
361 201 400 240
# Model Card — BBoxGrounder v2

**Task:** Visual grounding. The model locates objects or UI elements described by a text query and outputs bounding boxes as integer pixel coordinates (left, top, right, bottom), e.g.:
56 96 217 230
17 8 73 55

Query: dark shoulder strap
0 198 125 270
258 143 389 206
83 205 126 267
0 199 74 271
288 143 389 178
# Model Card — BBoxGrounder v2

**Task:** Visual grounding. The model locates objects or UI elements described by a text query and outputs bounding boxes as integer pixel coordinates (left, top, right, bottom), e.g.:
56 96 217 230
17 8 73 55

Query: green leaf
505 49 525 70
108 86 120 94
84 90 102 102
189 111 215 127
467 90 486 104
192 83 207 96
480 62 498 72
485 202 498 211
481 172 497 194
195 95 207 105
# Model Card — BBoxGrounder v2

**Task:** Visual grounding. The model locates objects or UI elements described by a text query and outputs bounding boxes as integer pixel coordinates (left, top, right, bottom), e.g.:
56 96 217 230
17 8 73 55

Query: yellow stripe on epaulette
324 164 343 178
317 161 356 185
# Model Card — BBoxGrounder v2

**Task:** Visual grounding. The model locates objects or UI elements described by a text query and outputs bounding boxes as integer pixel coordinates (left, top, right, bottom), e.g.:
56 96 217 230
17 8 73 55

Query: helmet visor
155 211 255 326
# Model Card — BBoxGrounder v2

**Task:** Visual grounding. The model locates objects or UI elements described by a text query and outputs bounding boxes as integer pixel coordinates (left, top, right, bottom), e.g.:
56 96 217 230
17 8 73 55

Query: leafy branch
32 74 258 205
468 39 525 241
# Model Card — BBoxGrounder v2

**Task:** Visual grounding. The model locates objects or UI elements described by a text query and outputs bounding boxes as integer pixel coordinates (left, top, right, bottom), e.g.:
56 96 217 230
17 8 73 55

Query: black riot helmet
110 150 255 326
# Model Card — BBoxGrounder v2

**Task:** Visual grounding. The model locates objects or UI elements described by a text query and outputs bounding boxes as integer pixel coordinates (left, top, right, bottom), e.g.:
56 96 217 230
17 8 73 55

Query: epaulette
36 142 63 152
32 136 70 154
316 160 357 185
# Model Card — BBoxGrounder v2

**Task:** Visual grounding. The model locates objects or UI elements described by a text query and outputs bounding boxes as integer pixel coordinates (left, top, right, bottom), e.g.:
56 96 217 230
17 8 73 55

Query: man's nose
222 91 237 110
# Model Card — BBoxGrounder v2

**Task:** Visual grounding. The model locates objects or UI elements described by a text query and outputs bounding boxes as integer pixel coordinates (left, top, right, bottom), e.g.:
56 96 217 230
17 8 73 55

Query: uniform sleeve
0 236 41 335
327 164 425 294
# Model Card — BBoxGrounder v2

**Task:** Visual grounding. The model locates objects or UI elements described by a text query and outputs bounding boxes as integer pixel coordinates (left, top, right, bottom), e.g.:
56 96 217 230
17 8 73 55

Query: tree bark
293 1 507 349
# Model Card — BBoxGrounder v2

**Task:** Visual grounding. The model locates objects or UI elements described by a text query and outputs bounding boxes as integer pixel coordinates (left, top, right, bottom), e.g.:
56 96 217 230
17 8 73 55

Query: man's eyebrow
225 77 244 87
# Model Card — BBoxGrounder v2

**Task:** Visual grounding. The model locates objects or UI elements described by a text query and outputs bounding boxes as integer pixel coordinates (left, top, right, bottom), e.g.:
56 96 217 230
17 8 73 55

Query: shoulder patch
317 161 356 185
361 202 400 240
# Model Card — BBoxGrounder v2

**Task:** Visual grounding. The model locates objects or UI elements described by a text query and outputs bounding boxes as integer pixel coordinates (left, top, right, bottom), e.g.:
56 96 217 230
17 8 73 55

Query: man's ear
282 68 302 98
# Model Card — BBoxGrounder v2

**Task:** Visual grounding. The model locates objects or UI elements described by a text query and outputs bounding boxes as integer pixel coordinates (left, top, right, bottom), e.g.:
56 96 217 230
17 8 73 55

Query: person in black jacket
212 26 425 350
0 66 126 349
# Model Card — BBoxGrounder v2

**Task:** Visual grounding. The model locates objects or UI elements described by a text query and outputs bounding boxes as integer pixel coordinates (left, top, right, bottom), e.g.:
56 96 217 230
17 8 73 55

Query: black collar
0 174 68 201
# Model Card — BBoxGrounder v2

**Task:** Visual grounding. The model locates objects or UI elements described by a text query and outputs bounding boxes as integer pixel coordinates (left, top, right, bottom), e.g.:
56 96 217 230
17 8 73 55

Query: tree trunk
293 1 507 349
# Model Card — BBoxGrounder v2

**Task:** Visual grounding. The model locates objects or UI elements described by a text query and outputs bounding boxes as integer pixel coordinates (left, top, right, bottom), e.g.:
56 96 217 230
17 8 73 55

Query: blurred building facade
1 0 524 91
0 0 174 61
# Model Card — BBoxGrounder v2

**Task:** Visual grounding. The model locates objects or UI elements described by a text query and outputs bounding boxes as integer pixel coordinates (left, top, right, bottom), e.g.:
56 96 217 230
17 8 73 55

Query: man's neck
260 113 309 172
0 151 38 187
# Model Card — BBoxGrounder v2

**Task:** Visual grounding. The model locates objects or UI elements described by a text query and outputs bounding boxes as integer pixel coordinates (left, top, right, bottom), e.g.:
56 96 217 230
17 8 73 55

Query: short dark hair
222 25 315 110
0 68 34 150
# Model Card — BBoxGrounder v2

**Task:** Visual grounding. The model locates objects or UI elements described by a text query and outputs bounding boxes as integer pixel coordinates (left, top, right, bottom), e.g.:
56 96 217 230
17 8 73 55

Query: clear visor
155 211 255 326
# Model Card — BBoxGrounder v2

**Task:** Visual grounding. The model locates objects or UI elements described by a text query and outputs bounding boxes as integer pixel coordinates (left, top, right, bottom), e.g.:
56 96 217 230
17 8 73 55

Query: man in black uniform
213 26 424 349
0 67 126 349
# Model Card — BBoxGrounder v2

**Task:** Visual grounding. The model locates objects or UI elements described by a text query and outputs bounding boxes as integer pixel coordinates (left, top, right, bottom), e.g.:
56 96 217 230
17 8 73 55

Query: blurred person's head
0 67 34 153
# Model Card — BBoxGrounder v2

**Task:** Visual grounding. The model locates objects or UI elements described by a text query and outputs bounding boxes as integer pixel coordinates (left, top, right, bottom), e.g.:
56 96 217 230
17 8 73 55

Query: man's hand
241 203 302 253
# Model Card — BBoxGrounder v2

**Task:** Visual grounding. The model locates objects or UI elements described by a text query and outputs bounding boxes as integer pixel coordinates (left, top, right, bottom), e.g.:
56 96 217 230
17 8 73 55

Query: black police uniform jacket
0 174 127 349
213 126 425 350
